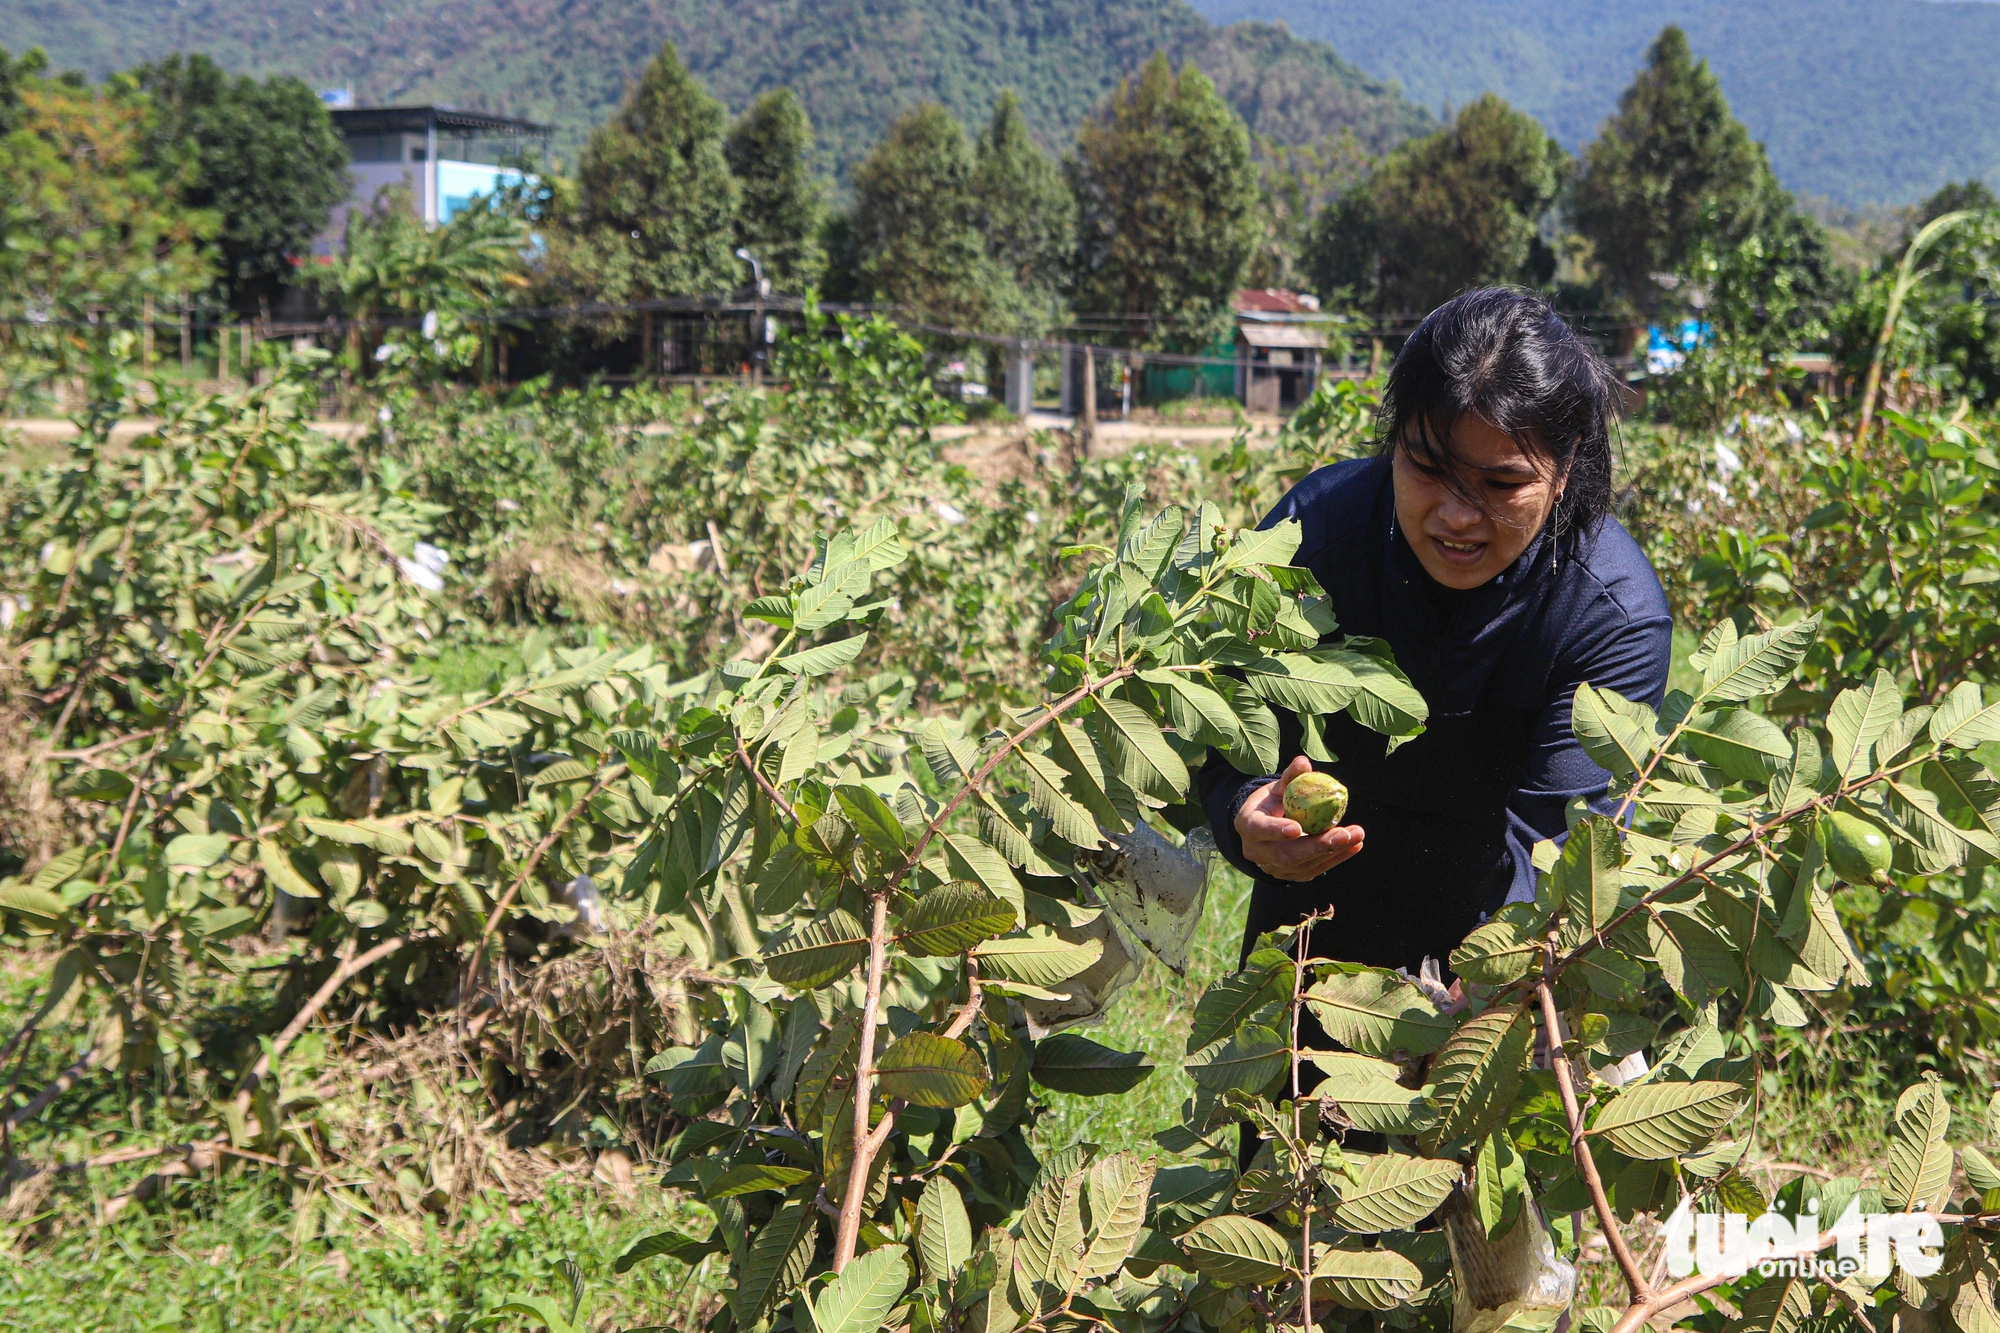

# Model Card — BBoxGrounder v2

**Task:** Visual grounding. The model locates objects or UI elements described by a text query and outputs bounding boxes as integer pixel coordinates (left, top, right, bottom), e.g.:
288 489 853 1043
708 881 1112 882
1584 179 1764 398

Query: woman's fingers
1248 824 1364 881
1236 760 1363 881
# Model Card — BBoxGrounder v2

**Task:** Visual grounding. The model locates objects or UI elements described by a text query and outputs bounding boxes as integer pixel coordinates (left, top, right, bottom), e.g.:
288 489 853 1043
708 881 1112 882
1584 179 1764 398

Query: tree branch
833 887 891 1273
895 666 1138 886
6 1048 100 1127
1537 936 1650 1302
736 742 797 825
232 932 415 1112
470 763 628 966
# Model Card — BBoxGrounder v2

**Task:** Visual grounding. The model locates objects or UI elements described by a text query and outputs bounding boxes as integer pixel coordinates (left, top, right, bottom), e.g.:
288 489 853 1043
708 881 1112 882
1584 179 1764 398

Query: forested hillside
1191 0 2000 205
0 0 1433 173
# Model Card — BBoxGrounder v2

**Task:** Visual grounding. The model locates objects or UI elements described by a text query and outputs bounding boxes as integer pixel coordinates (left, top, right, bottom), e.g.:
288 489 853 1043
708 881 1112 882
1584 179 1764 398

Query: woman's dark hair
1377 287 1620 547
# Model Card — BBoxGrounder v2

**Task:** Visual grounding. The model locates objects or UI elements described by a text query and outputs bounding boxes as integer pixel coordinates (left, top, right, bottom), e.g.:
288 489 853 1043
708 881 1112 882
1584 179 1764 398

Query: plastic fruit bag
1441 1183 1577 1333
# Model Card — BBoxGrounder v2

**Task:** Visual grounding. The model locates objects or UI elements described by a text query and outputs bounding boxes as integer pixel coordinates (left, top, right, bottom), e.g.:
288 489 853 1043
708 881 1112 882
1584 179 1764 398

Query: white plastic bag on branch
1018 822 1213 1035
1442 1185 1578 1333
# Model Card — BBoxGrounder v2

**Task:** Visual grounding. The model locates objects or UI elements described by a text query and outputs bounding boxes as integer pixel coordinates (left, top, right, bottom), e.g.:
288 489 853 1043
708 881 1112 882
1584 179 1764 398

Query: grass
0 1173 718 1330
1032 864 1253 1159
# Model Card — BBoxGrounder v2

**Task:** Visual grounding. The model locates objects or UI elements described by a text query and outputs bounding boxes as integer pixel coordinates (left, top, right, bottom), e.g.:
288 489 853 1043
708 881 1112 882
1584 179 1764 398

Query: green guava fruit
1282 771 1349 835
1822 810 1893 885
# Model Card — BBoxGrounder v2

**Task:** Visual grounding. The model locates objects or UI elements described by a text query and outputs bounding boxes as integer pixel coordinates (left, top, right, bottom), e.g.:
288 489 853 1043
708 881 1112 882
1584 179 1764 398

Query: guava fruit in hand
1283 771 1349 835
1822 810 1893 886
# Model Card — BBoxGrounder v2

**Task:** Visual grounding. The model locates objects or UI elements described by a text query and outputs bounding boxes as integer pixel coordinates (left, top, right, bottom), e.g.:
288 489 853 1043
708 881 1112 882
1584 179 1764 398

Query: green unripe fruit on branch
1822 810 1894 886
1283 771 1349 835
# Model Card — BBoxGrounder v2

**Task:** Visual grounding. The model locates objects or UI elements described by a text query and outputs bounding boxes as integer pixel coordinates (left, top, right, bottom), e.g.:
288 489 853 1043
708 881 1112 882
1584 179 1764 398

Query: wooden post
497 335 509 384
1080 345 1097 458
218 321 230 382
242 324 253 384
642 311 655 385
142 296 154 373
179 295 191 372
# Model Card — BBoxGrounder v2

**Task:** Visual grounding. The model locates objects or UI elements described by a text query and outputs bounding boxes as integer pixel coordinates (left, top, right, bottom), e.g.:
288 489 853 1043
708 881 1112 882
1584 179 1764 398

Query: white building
318 105 551 249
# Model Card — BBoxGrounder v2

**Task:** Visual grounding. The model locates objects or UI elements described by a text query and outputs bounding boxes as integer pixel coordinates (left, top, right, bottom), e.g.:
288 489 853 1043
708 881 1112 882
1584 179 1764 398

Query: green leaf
1017 748 1103 849
1683 708 1791 783
1185 1023 1288 1095
1014 1148 1090 1312
773 633 868 676
1330 1154 1461 1233
0 880 68 927
1649 908 1747 1006
743 595 795 628
915 1177 973 1287
763 909 869 988
1696 616 1819 703
646 1033 731 1097
1304 1051 1439 1136
793 559 871 633
1728 1272 1813 1333
1219 519 1302 571
1304 967 1452 1058
529 758 595 787
1091 697 1189 800
706 1163 815 1199
834 782 909 852
1187 958 1292 1054
807 1243 909 1333
1310 646 1429 739
301 817 414 855
1827 668 1904 783
613 1228 720 1274
1882 1075 1953 1211
897 882 1013 956
1929 681 2000 748
1421 1005 1534 1151
1080 1153 1157 1280
1030 1033 1155 1095
1450 903 1546 985
875 1032 987 1109
1177 1214 1293 1286
730 1200 819 1329
1474 1128 1527 1239
1571 684 1657 778
971 927 1103 987
1588 1080 1749 1159
1309 1244 1425 1310
164 831 232 870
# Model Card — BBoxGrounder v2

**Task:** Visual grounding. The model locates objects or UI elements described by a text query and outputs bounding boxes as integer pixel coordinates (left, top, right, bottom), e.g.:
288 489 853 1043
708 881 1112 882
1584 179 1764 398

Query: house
1233 289 1329 413
316 104 552 251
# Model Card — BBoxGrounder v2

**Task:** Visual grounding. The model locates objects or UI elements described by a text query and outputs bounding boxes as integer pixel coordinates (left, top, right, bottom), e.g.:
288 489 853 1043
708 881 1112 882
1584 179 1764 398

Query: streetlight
735 248 768 386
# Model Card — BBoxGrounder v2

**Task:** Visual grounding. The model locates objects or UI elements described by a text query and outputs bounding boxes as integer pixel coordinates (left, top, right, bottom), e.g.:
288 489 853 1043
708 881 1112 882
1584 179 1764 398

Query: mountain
0 0 1434 177
1187 0 2000 206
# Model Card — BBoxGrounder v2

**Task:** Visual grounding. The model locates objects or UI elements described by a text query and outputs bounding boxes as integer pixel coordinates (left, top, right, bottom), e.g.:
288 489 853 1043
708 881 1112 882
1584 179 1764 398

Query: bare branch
833 888 891 1272
1537 934 1650 1302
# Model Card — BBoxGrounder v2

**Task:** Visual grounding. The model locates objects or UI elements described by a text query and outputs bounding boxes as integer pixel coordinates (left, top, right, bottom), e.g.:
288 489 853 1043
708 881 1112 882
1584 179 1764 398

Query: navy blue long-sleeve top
1199 455 1673 972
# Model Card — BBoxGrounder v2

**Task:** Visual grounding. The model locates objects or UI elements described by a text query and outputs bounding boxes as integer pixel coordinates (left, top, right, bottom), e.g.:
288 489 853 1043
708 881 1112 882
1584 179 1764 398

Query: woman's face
1391 415 1562 590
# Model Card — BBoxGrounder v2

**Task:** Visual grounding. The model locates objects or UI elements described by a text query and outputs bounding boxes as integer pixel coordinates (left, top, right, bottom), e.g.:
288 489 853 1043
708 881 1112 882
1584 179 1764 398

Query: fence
2 293 1648 418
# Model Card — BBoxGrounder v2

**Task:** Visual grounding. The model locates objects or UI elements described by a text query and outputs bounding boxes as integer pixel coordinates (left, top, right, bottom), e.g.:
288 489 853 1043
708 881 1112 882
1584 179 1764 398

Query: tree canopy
1571 25 1784 314
1310 92 1565 314
971 91 1075 334
725 88 825 292
128 53 349 308
566 42 742 301
847 102 1004 330
1069 53 1259 350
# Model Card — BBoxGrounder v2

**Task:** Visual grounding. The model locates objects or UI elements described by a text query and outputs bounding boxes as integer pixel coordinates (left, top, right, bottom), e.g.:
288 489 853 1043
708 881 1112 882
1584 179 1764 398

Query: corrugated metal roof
1239 324 1328 349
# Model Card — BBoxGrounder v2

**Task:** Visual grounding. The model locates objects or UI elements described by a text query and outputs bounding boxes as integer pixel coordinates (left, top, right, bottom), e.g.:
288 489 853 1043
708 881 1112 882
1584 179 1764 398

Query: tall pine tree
848 103 1003 328
1069 54 1259 350
568 42 740 299
1572 26 1785 314
725 89 825 292
971 91 1073 333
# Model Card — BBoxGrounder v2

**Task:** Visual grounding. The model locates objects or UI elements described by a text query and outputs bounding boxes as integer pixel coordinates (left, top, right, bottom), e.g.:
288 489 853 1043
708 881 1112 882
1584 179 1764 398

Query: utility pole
1080 345 1097 458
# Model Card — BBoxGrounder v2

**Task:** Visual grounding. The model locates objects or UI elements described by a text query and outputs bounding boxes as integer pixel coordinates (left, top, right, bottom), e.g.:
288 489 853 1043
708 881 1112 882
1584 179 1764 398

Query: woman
1199 287 1673 977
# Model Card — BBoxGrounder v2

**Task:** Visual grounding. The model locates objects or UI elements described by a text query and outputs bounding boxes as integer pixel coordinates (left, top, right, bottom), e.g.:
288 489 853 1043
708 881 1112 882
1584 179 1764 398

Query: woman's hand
1234 755 1365 882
